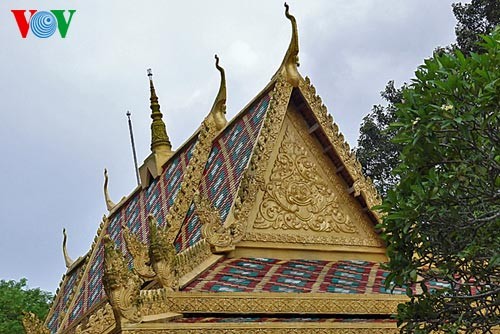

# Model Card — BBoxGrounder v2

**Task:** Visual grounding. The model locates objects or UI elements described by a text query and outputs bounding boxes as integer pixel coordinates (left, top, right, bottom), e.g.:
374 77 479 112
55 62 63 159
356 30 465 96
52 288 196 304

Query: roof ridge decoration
271 3 301 87
103 169 126 211
62 228 74 268
209 55 228 131
103 169 116 211
98 56 238 325
101 216 216 327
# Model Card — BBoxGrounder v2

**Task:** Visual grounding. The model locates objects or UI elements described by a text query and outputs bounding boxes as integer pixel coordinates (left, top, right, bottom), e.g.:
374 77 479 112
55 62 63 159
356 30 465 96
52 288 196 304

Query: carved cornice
138 292 406 316
74 303 115 334
298 77 382 214
243 232 381 247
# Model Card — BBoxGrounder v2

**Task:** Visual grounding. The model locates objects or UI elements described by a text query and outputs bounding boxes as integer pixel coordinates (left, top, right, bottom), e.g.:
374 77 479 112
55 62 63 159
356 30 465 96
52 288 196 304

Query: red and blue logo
11 10 76 38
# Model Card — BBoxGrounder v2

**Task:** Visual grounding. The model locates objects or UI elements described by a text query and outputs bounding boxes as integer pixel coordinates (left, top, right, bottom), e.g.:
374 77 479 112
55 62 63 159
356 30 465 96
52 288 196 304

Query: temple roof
38 4 389 334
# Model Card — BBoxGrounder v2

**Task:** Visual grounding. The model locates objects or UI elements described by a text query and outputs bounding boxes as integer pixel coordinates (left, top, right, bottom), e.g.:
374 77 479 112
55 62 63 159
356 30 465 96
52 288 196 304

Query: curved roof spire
273 3 301 86
103 168 116 211
62 228 74 268
209 55 227 131
147 69 172 154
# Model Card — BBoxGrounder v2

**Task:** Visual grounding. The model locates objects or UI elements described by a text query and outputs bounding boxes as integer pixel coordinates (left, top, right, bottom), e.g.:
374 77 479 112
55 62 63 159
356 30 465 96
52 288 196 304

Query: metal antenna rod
126 111 140 186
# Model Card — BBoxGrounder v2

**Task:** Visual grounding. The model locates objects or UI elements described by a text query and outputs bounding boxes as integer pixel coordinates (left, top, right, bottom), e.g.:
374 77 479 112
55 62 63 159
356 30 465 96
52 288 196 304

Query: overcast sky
0 1 461 293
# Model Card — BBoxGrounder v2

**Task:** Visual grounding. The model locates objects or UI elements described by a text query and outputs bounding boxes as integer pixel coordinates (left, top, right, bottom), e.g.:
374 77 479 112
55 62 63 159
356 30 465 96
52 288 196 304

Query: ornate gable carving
254 130 356 234
242 104 383 250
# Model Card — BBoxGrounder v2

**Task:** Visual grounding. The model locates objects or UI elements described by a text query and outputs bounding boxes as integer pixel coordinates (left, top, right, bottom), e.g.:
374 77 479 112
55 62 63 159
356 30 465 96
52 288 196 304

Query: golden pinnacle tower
147 69 172 154
34 5 411 334
138 69 174 188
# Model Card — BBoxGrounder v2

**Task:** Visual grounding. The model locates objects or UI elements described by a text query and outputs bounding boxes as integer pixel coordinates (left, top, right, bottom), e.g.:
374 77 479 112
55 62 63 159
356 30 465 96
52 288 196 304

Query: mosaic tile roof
51 92 272 332
183 257 407 295
174 94 270 252
46 264 84 333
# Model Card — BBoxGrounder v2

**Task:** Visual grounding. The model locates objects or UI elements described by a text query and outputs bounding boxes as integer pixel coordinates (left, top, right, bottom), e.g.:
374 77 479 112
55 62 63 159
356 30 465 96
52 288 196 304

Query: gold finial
209 54 227 131
274 2 301 86
62 228 74 268
103 168 116 211
147 68 172 154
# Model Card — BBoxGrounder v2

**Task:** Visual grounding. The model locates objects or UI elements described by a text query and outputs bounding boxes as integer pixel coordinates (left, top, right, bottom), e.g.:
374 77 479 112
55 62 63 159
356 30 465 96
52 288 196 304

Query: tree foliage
380 30 500 333
356 81 403 196
356 0 500 196
453 0 500 54
0 278 53 334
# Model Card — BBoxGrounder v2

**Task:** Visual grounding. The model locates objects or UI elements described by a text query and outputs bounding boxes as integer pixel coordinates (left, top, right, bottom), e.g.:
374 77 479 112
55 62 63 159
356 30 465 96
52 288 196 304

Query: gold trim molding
139 292 406 316
122 323 398 333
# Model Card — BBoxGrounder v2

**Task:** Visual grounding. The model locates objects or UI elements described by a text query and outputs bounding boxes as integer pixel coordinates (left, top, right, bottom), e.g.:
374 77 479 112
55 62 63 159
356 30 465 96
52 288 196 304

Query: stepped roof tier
23 4 408 334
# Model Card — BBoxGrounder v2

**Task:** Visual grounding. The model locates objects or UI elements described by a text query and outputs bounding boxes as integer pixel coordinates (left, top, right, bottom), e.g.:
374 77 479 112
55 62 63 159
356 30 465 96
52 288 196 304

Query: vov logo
11 10 76 38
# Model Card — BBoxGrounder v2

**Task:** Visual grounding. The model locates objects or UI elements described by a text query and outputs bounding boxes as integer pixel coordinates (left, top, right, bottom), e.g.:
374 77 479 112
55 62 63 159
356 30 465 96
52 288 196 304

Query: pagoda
23 4 410 334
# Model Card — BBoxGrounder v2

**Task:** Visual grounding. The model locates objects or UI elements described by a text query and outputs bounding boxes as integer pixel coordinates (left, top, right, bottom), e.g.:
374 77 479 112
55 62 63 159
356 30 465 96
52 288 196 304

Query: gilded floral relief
254 128 356 234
